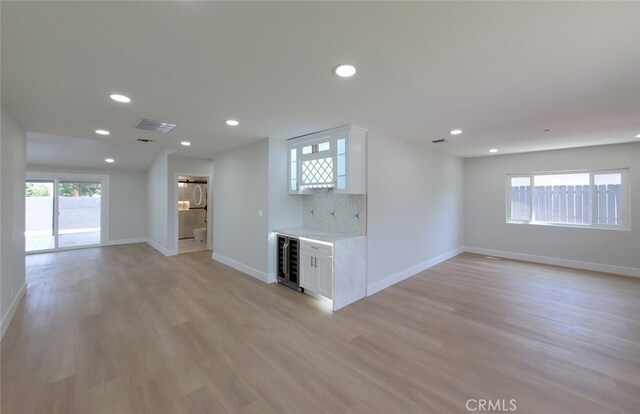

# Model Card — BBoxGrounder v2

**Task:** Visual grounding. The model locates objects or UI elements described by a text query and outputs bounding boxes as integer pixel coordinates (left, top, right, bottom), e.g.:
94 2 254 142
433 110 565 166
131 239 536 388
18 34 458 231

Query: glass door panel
25 180 55 252
336 137 347 190
57 180 101 248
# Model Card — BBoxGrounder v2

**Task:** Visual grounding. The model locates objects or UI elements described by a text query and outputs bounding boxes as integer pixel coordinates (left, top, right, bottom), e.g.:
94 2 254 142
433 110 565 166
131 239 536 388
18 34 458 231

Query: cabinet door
299 136 336 190
333 135 348 194
300 251 317 291
288 146 298 194
316 255 333 300
288 144 314 195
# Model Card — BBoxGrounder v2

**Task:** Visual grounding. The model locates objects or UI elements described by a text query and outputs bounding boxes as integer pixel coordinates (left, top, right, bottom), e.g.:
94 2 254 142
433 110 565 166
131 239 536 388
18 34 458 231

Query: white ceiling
2 1 639 170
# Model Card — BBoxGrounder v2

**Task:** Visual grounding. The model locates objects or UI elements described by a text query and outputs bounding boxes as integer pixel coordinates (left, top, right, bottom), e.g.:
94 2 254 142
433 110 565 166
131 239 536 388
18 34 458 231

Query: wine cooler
277 235 302 291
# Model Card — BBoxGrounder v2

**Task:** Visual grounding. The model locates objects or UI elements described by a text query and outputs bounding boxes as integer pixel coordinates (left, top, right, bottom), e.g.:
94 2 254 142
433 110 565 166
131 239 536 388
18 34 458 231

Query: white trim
107 237 147 246
26 238 147 255
464 246 640 278
1 283 27 341
172 172 214 253
26 243 101 255
25 172 110 249
147 239 178 256
367 247 465 296
213 253 270 283
505 168 630 230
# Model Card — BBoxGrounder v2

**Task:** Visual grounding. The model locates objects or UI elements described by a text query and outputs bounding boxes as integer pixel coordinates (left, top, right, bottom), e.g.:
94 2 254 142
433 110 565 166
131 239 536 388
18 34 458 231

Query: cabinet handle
314 257 317 267
282 243 289 277
310 257 313 267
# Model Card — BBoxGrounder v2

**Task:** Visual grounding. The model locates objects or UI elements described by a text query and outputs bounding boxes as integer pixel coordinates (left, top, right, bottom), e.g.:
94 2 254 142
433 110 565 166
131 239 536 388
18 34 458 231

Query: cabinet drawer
300 240 333 256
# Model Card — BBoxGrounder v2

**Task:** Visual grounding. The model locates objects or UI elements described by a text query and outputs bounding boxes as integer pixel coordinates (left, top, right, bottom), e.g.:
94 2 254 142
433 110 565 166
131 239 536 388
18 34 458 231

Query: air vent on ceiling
137 138 154 143
431 138 448 144
135 118 177 133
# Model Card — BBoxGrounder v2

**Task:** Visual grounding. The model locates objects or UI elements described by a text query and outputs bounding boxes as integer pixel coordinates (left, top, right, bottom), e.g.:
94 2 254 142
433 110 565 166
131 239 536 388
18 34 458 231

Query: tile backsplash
302 190 367 235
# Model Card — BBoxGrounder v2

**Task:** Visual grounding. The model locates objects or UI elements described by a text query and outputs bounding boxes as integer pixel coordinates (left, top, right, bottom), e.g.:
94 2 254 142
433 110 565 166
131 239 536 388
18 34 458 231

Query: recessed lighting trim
181 141 191 146
110 94 131 103
489 149 499 153
225 119 239 126
334 64 356 78
95 129 110 135
105 158 115 163
450 129 463 135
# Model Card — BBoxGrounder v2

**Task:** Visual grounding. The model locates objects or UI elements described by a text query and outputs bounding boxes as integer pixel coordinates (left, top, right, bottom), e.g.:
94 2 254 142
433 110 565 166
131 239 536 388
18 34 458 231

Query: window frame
506 168 630 230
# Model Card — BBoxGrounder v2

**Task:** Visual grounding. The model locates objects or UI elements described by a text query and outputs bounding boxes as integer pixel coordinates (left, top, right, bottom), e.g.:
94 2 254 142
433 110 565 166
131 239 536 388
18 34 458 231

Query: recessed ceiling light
450 129 463 135
636 133 640 138
181 141 191 146
225 119 239 126
110 94 131 103
95 129 110 135
334 64 356 78
489 149 499 153
105 158 115 163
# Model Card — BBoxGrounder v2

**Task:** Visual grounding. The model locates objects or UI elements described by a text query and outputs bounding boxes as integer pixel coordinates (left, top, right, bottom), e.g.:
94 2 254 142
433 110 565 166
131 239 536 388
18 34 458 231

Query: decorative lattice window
301 157 334 188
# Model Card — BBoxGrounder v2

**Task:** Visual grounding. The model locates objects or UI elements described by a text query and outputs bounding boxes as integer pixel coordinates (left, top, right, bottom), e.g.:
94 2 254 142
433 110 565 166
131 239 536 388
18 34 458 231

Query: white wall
167 155 214 253
147 151 169 253
26 165 148 243
267 138 303 279
1 103 27 339
366 131 465 294
464 142 640 275
212 139 270 280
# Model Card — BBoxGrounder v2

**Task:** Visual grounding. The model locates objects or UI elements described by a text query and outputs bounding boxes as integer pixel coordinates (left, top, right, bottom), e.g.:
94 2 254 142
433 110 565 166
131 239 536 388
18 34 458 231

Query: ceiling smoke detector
137 138 153 143
135 118 177 133
431 138 448 144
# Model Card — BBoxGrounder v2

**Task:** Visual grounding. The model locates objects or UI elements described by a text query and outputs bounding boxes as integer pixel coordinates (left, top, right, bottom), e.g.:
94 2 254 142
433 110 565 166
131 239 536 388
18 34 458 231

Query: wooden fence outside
511 184 621 225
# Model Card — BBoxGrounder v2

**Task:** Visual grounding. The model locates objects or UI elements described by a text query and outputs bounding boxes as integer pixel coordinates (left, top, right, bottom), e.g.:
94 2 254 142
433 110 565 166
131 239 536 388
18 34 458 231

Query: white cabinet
316 256 333 299
288 125 366 195
300 241 333 300
275 230 367 311
300 250 318 293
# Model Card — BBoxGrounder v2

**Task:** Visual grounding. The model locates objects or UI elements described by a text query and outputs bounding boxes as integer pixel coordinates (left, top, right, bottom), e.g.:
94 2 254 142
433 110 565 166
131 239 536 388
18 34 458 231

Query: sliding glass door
25 180 56 252
25 178 102 252
58 180 101 248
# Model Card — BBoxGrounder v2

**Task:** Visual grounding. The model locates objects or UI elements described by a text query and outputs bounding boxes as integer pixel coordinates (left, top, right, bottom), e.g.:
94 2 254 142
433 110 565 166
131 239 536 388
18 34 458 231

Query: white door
316 255 333 299
300 251 317 291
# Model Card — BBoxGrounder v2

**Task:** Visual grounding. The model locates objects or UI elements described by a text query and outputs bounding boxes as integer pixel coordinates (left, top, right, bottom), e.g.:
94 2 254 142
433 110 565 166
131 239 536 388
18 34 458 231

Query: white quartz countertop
273 227 366 243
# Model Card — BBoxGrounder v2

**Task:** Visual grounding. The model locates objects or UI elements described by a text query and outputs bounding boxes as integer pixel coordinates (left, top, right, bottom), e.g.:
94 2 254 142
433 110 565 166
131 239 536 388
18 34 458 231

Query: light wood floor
2 244 639 413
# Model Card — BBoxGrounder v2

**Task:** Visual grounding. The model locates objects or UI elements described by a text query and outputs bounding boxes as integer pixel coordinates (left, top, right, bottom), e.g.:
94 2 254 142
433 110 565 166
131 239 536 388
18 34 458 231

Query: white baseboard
107 237 147 246
1 283 27 341
213 253 270 283
367 247 465 296
464 246 640 278
146 239 178 257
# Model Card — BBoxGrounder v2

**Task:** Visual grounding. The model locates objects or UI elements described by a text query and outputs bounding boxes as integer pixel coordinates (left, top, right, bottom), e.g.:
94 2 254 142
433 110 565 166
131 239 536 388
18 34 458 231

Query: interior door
25 180 56 252
178 181 207 239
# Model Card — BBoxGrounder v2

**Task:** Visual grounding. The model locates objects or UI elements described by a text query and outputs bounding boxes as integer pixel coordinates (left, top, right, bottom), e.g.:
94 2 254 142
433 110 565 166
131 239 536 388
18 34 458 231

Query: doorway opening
25 175 106 253
177 175 209 254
